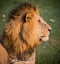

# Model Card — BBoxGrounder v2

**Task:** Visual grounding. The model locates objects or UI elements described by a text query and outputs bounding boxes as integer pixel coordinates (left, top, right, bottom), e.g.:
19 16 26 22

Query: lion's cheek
22 30 40 47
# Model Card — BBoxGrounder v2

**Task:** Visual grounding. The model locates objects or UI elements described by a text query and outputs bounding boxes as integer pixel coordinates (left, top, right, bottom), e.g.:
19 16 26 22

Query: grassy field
0 0 60 64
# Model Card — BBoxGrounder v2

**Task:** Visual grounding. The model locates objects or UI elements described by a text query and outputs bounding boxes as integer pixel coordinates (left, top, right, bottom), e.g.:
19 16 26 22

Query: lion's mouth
40 35 49 41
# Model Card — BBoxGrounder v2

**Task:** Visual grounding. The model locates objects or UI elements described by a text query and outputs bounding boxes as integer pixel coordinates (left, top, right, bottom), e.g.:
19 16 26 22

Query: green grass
0 0 60 64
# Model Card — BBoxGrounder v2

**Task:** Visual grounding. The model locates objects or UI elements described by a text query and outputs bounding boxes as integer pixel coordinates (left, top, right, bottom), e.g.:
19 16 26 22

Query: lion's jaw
40 32 50 41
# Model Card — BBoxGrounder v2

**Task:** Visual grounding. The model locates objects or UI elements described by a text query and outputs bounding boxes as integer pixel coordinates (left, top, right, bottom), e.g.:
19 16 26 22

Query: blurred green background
0 0 60 64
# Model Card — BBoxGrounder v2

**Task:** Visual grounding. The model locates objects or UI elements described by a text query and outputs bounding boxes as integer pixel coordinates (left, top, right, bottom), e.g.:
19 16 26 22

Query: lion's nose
48 28 51 31
48 26 52 31
46 24 52 32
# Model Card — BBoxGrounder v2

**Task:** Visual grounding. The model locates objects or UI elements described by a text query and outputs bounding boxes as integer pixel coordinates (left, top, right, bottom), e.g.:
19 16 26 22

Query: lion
2 2 52 63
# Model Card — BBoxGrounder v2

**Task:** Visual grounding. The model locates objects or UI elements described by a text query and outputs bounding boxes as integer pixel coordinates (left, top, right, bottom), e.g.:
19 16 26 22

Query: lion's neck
2 34 35 60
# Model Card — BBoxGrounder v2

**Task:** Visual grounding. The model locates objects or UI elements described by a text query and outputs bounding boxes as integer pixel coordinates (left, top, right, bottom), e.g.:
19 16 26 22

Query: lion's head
2 3 52 60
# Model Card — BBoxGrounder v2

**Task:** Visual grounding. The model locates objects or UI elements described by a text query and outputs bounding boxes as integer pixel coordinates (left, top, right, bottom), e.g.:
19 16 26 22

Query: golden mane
2 3 39 60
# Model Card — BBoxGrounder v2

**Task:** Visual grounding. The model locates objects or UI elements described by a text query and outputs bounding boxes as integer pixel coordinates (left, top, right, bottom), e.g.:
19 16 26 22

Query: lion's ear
25 12 33 22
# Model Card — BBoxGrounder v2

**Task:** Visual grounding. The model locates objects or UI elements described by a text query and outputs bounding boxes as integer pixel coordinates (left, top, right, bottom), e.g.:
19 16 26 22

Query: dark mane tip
8 2 37 21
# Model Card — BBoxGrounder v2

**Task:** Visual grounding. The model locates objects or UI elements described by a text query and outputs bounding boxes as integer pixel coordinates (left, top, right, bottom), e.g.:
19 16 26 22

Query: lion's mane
2 3 39 60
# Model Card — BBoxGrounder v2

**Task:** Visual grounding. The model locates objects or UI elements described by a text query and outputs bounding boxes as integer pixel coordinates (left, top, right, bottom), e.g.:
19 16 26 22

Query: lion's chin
40 36 49 41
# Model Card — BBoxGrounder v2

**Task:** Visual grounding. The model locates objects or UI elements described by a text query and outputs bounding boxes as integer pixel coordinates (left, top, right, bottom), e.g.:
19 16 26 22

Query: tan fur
2 3 51 61
0 43 9 64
